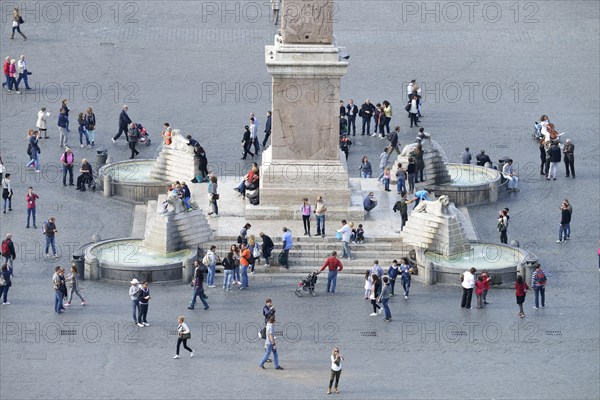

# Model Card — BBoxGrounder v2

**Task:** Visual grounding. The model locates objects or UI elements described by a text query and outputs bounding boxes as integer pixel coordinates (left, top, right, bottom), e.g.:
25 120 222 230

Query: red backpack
1 239 10 255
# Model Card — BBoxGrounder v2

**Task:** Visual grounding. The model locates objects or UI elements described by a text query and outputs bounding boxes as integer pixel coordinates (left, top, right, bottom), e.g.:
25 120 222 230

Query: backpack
247 251 255 265
536 270 547 284
201 253 211 266
1 239 9 255
42 220 49 234
258 325 267 339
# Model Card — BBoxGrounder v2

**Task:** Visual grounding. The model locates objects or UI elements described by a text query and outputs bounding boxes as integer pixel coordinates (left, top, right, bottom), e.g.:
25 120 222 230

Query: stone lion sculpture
158 190 186 215
413 195 450 217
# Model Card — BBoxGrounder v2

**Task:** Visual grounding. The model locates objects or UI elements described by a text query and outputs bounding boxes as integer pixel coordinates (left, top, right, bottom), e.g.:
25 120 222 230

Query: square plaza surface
0 1 598 399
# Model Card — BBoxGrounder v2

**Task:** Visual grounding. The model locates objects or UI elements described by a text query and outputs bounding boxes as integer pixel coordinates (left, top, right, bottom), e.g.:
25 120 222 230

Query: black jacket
388 131 399 147
242 129 251 144
261 235 274 250
1 270 12 287
346 104 358 116
265 115 271 133
549 145 561 162
561 208 571 224
476 154 491 166
360 103 375 118
119 110 132 128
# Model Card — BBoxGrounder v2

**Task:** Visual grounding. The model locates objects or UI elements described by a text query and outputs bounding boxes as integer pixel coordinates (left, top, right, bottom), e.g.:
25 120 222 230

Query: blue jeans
327 270 338 293
1 285 9 303
397 178 406 193
190 287 209 309
361 171 372 178
382 298 391 320
2 197 11 211
241 265 248 288
79 129 90 145
402 278 411 296
559 224 570 240
259 343 279 368
2 73 9 87
16 71 31 89
183 197 191 210
223 270 233 289
341 241 352 259
54 290 63 313
131 299 140 322
534 286 545 308
45 236 56 255
234 266 241 282
383 177 390 191
207 264 215 286
316 215 325 236
63 165 73 185
26 152 40 170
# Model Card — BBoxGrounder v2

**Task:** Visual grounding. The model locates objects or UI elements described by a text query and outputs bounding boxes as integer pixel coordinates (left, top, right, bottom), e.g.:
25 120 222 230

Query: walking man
460 267 476 309
393 191 409 230
281 227 293 269
113 105 132 143
262 111 272 147
386 127 401 155
259 232 274 266
188 261 209 310
531 264 547 309
43 217 58 258
16 55 31 90
319 251 344 295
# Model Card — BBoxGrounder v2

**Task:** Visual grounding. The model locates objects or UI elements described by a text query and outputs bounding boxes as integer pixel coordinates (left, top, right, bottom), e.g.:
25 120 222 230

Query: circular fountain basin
99 160 169 203
427 163 505 206
85 239 195 282
421 242 526 285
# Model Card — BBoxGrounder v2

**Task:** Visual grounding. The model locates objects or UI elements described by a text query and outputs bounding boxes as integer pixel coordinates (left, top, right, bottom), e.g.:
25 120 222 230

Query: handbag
213 193 220 200
180 332 191 340
19 16 25 24
336 231 342 240
404 102 411 112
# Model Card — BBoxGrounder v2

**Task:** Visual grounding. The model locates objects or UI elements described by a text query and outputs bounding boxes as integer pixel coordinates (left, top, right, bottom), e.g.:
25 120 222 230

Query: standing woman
359 156 372 178
10 7 27 40
515 275 529 318
301 198 312 236
77 112 91 148
231 244 241 285
409 94 419 128
222 251 235 291
497 209 509 244
406 157 416 194
65 264 86 306
382 100 392 136
327 347 344 394
85 108 96 147
0 264 12 305
2 173 12 213
173 316 193 359
413 144 425 182
207 175 219 217
369 274 382 316
37 107 49 139
26 130 41 172
60 99 70 132
248 235 260 274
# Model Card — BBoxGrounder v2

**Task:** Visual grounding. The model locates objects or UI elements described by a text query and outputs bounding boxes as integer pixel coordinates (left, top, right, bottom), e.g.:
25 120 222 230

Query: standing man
113 105 132 143
60 148 75 186
346 99 358 136
319 251 344 295
378 276 392 322
188 261 209 310
563 138 575 178
460 267 476 309
43 217 58 258
260 232 274 267
57 109 69 148
53 266 64 314
462 147 472 164
1 234 16 274
393 191 409 230
25 187 39 228
129 278 142 324
557 200 572 243
138 281 151 327
314 196 327 238
360 99 375 136
531 264 547 309
16 55 31 90
262 111 272 147
281 227 293 269
259 315 284 370
337 220 353 260
205 245 218 288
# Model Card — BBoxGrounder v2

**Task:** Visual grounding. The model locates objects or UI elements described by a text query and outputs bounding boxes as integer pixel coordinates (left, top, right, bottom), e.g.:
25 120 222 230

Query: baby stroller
135 123 152 146
295 271 320 297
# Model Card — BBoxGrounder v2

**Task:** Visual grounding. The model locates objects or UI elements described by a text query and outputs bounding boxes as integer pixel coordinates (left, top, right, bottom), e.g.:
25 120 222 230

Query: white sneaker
64 303 70 307
137 323 144 327
173 355 180 359
378 308 383 314
81 144 84 148
532 306 538 310
143 322 150 327
190 352 194 358
404 295 408 300
3 302 9 305
369 312 377 316
81 301 86 306
112 138 116 143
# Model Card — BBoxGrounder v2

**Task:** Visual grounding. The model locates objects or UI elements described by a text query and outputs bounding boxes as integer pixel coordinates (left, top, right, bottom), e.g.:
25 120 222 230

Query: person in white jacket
173 316 193 359
16 55 31 90
460 267 477 309
36 107 49 139
336 220 353 259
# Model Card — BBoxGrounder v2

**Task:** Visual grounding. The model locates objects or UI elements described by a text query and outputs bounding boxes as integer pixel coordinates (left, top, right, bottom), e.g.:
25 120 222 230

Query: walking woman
207 175 219 217
327 347 344 394
515 275 529 318
65 264 86 306
10 7 27 40
85 108 96 147
78 112 91 148
0 264 12 305
26 130 41 172
369 274 382 316
301 198 312 236
2 173 12 213
173 316 193 358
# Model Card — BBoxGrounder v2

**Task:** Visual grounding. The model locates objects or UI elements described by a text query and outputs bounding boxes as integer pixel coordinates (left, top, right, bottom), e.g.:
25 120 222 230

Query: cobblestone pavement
0 1 598 399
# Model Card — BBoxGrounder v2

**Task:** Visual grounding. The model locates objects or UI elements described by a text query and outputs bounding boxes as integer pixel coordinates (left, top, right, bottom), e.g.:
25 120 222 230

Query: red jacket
515 282 529 297
26 193 39 209
475 280 484 295
320 256 343 272
3 61 9 76
482 274 491 290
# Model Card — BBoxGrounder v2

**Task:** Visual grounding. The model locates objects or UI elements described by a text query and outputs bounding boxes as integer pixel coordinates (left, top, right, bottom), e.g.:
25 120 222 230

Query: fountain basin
85 239 196 282
99 160 169 203
426 164 505 206
418 242 529 285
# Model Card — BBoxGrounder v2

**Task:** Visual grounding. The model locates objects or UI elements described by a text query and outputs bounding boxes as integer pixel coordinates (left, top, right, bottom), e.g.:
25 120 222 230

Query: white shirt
410 99 418 113
265 322 274 345
250 123 257 139
337 224 351 242
17 59 27 74
331 354 342 372
407 83 414 95
462 271 475 289
178 322 190 334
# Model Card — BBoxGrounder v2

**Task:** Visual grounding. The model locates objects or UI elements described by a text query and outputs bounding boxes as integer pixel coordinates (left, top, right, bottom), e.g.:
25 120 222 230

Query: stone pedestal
148 130 198 183
391 139 451 185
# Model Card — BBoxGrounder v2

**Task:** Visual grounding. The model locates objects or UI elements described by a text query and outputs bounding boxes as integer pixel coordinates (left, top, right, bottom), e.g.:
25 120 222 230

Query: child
364 270 372 300
515 275 529 318
355 224 364 243
65 264 86 306
475 275 485 309
481 270 491 304
387 260 399 296
400 258 413 299
382 167 391 192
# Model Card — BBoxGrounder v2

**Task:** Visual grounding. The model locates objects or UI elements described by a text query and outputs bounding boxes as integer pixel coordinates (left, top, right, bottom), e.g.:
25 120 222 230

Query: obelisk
258 0 354 218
